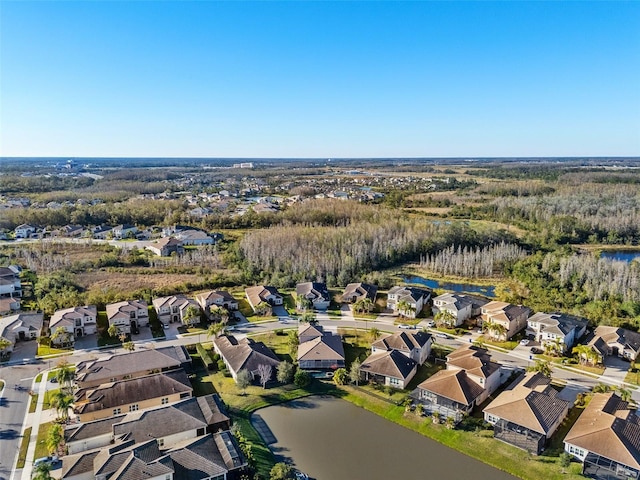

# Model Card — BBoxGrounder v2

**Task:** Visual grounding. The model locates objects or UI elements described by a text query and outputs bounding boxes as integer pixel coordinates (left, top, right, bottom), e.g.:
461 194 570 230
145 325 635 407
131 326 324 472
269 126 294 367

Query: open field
76 271 205 291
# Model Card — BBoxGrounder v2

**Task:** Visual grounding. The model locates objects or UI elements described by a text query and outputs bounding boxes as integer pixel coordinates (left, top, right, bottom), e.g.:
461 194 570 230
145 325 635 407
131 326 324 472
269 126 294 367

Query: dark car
530 347 543 355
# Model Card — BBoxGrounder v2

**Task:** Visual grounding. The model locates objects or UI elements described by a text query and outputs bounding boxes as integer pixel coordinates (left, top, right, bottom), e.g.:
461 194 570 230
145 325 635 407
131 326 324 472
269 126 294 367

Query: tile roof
528 312 588 337
0 312 43 342
483 372 570 435
361 350 417 381
214 335 280 374
565 392 640 469
106 300 148 321
418 369 485 406
388 286 431 303
75 369 192 415
371 331 431 353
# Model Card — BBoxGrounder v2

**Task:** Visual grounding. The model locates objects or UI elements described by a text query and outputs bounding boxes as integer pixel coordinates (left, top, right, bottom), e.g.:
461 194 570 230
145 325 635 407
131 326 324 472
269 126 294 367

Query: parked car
519 339 530 346
398 324 416 330
425 320 436 328
34 456 57 468
295 472 309 480
435 333 449 339
530 347 544 354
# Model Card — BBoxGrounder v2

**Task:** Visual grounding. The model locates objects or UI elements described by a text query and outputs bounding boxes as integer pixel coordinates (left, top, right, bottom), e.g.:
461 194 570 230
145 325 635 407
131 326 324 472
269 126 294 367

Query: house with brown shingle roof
483 371 571 454
152 295 200 326
360 349 418 389
481 301 532 340
589 326 640 361
50 305 97 341
416 369 486 420
73 369 193 422
145 236 184 256
196 290 238 320
213 334 280 381
244 285 283 312
342 282 378 303
297 324 345 370
564 392 640 479
371 331 432 365
295 282 330 310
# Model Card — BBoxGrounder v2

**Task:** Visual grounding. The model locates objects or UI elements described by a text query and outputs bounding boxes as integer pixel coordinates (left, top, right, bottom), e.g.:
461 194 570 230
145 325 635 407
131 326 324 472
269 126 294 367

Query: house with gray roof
296 282 330 310
213 335 280 381
152 295 200 326
483 371 571 454
387 286 431 318
589 326 640 361
342 282 378 304
50 305 97 342
527 312 588 353
360 349 418 389
564 392 640 479
371 330 432 365
480 301 532 340
0 265 22 298
106 300 149 335
74 369 193 422
432 292 487 326
245 285 283 312
75 346 190 389
0 312 43 355
297 324 345 371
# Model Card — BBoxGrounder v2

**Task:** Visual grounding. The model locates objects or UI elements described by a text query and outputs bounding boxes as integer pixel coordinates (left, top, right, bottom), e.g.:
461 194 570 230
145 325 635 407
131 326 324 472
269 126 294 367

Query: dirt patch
76 272 203 291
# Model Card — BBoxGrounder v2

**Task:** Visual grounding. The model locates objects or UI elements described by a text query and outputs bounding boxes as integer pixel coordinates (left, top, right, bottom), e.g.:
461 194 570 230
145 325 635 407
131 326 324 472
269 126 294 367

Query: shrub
294 369 311 388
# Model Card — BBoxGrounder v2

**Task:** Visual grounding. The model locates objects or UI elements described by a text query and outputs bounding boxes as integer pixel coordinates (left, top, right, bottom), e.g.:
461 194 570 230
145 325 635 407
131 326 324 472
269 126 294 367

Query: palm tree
45 423 64 456
361 298 374 314
182 305 201 327
50 327 72 347
207 322 225 339
297 296 313 312
527 359 552 378
435 310 456 327
572 345 593 366
122 341 135 352
485 321 507 341
55 361 75 394
397 300 410 318
255 301 271 316
31 462 53 480
617 387 632 403
352 299 365 314
369 327 381 343
49 390 73 422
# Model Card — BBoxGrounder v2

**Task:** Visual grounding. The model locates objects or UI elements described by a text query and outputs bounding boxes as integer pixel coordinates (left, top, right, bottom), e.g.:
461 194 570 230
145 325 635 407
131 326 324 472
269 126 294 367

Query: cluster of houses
59 346 247 480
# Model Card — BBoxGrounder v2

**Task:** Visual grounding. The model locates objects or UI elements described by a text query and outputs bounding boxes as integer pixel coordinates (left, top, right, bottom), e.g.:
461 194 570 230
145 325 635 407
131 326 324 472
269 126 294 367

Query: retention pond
253 395 517 480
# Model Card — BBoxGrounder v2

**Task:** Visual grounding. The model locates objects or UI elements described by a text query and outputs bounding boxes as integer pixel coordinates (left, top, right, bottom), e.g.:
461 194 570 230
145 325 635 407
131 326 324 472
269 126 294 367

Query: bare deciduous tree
257 364 273 389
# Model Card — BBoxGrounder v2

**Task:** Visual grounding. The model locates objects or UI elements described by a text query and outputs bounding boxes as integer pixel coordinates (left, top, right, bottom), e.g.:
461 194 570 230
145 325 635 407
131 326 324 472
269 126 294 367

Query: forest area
1 158 639 329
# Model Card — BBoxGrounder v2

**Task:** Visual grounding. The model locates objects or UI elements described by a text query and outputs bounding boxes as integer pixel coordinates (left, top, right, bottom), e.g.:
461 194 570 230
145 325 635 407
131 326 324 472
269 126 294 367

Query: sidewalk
19 371 59 480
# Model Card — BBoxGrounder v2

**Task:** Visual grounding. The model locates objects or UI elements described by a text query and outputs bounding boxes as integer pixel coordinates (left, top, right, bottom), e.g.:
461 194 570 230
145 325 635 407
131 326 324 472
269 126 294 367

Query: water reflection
404 276 496 297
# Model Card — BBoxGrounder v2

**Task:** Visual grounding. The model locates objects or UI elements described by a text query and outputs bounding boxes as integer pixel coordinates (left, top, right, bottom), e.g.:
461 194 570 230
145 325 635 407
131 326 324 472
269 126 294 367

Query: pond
253 395 517 480
404 276 496 298
600 250 640 263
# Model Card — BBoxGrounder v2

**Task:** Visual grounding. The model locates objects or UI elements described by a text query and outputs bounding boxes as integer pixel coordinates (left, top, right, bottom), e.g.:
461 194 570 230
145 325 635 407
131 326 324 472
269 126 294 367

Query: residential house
527 312 589 353
213 334 280 381
0 266 22 298
342 282 378 303
60 224 85 237
112 224 138 240
297 324 346 370
414 344 504 421
0 296 20 315
62 431 246 480
245 285 283 312
432 293 488 326
75 346 191 390
196 290 238 320
152 295 201 326
480 301 532 341
50 305 98 342
73 369 193 422
105 300 149 335
14 224 36 239
371 331 432 365
564 392 640 480
0 312 43 354
65 394 230 455
175 229 214 245
296 282 331 310
483 372 571 454
145 237 185 257
386 286 431 318
91 225 113 240
589 326 640 361
360 349 417 389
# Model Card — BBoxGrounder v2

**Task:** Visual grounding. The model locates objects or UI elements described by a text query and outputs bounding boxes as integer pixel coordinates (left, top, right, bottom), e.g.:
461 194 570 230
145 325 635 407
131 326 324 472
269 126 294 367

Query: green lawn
29 393 38 413
43 388 60 409
35 421 53 459
37 345 72 356
17 427 31 468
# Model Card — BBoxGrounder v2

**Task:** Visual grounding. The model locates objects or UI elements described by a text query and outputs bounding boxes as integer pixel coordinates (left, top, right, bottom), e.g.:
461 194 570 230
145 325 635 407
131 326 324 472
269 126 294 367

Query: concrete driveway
74 334 98 350
600 355 631 385
9 340 38 363
272 305 289 318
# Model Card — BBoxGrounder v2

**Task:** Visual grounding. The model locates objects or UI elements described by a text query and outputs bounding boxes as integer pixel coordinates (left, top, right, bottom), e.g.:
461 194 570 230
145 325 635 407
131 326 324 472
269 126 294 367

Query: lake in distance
253 395 517 480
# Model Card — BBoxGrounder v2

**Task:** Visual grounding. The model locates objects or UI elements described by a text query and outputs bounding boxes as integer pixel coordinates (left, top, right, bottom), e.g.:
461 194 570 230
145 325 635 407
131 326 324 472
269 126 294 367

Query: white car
398 324 416 330
425 320 436 328
520 339 530 346
435 333 449 339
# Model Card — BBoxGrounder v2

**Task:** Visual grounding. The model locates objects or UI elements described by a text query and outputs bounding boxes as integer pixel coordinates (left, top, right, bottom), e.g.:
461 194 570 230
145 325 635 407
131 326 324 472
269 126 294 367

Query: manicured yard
625 362 640 385
35 421 54 459
17 426 31 468
29 393 38 413
38 345 72 356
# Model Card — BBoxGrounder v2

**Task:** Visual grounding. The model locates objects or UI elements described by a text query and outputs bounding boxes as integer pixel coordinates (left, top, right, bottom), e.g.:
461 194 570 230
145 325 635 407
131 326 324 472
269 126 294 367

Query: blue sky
1 1 639 158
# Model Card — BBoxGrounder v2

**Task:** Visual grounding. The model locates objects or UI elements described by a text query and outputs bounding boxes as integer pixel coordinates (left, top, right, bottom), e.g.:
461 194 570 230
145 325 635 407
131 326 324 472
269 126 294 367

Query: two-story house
112 224 138 239
481 301 532 340
386 286 431 318
50 305 98 341
589 326 640 362
371 331 432 365
0 266 22 298
14 224 36 239
196 290 239 320
105 300 149 335
526 312 589 353
432 293 487 326
152 295 201 326
145 237 185 257
296 282 331 310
